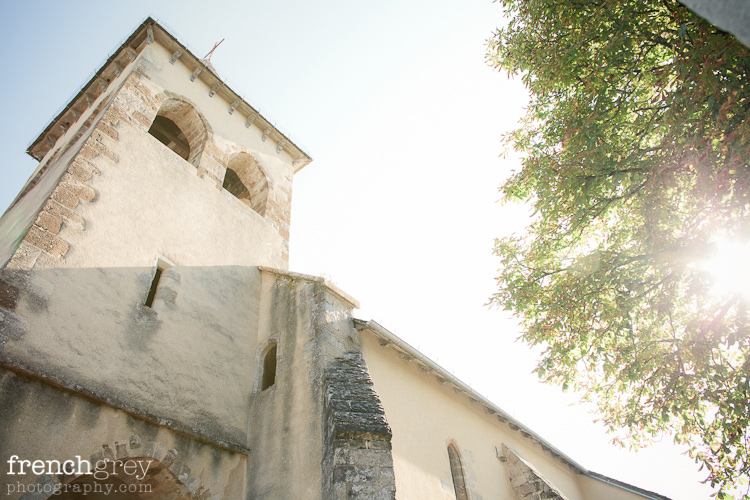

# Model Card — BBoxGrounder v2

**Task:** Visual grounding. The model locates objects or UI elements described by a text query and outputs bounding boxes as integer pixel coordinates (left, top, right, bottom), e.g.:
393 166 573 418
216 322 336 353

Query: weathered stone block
25 225 69 257
185 476 201 493
127 77 153 98
35 211 62 234
349 484 396 500
348 449 392 468
129 434 142 449
330 399 352 411
44 199 85 229
379 466 395 483
68 159 99 182
91 139 118 163
102 444 115 461
79 144 99 161
333 465 377 484
0 280 19 310
5 241 42 271
162 450 177 468
50 186 79 210
520 480 543 496
368 440 392 450
96 121 119 140
178 464 191 482
132 110 153 129
350 401 385 413
115 440 129 460
59 182 96 201
333 483 347 500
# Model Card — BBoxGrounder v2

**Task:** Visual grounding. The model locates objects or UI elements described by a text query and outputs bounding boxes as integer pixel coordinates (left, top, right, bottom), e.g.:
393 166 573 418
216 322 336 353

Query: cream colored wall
140 43 292 188
134 42 295 262
577 474 660 500
246 270 361 500
0 37 298 448
138 42 295 177
3 263 263 447
360 330 588 500
61 123 284 268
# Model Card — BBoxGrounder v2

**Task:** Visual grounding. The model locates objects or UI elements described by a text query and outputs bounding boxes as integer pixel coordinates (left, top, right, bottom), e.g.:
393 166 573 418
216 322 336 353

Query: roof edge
27 17 313 171
355 318 672 500
588 471 674 500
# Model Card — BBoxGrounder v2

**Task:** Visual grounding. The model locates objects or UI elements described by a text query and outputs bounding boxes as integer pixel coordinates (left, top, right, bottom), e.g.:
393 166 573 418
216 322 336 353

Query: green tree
487 0 750 496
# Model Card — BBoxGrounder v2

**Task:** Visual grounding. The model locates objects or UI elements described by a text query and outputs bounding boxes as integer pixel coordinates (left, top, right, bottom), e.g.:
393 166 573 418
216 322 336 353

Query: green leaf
487 0 750 494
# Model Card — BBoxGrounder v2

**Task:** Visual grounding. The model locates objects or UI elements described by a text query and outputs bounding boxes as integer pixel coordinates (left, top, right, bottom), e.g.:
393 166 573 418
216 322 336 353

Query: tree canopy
487 0 750 496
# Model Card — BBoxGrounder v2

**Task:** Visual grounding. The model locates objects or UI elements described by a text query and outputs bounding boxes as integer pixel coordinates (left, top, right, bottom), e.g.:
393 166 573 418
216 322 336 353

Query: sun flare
700 239 750 299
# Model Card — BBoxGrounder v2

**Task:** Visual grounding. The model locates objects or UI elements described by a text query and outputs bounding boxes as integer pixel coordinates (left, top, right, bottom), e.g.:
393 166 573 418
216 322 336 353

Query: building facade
0 19 670 500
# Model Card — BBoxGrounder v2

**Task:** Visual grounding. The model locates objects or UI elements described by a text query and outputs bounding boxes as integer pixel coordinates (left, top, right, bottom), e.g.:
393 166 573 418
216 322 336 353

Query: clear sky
0 1 715 499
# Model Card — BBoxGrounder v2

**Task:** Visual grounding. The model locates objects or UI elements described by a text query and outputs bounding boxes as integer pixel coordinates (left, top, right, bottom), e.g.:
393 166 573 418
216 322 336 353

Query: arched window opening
261 343 277 390
149 97 210 168
223 167 252 201
448 443 470 500
223 153 269 216
148 115 190 160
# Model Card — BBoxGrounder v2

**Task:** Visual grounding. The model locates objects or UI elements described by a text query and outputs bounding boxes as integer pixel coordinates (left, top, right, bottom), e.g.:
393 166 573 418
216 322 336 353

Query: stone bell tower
0 17 391 500
2 20 310 274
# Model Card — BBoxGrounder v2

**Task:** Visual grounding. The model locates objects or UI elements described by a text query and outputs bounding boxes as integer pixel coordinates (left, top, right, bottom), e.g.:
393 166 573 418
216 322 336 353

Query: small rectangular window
145 258 173 309
145 266 164 308
262 344 277 390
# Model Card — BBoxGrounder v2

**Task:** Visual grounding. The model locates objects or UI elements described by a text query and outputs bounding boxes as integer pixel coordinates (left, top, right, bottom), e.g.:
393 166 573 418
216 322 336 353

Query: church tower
0 18 396 500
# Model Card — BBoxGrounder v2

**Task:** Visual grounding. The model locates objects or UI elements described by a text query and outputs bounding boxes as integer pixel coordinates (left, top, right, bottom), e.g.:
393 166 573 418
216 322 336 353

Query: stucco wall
247 269 363 500
0 35 298 451
359 329 657 500
137 43 297 167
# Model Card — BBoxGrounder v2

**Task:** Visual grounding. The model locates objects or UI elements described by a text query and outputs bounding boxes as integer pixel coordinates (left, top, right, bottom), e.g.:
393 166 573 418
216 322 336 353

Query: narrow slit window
261 343 277 390
145 265 164 308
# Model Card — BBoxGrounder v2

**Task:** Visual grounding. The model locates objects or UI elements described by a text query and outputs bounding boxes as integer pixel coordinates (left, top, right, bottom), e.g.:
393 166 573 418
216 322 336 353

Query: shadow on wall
0 264 269 451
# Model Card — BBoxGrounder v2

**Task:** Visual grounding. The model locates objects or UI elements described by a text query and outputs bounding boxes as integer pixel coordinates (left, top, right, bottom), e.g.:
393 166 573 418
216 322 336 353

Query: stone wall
0 369 245 500
500 444 570 500
323 352 396 500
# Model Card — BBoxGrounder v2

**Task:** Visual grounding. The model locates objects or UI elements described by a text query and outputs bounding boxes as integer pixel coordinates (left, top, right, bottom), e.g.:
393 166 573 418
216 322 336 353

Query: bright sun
699 239 750 299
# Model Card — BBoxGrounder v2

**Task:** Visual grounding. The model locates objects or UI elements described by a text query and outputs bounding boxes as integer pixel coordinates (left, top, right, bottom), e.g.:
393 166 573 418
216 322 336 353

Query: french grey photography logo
6 455 153 496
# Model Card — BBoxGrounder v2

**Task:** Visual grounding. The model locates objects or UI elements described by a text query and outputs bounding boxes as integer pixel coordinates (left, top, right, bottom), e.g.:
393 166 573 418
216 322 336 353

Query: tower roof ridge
26 17 312 172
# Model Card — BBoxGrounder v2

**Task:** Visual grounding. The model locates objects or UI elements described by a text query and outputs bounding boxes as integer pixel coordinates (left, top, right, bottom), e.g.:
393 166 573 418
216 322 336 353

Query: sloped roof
355 319 672 500
27 17 312 172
